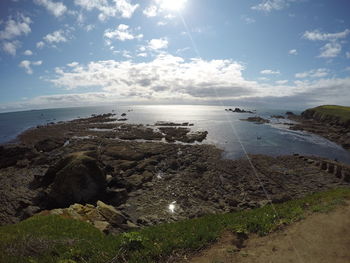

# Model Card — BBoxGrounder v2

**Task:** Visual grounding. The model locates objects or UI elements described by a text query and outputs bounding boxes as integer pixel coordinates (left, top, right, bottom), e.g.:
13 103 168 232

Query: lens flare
159 0 187 11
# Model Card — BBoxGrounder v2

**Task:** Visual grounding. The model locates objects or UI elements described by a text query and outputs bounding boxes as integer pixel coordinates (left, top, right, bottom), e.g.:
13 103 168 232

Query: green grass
307 105 350 123
1 188 350 263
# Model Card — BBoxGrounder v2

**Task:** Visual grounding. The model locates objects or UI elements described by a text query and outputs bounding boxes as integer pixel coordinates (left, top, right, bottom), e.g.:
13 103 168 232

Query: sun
159 0 187 11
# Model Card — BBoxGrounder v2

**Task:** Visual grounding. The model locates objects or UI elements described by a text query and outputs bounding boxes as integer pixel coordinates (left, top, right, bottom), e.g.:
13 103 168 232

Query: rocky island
225 107 254 113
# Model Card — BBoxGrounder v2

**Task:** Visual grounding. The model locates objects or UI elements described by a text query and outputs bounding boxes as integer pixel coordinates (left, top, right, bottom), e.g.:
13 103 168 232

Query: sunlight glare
160 0 187 11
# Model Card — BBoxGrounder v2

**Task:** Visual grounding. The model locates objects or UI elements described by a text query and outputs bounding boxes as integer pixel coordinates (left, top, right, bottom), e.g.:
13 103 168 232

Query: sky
0 0 350 112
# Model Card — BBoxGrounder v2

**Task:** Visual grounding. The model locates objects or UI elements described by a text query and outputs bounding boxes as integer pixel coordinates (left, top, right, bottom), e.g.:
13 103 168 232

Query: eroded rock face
44 152 106 207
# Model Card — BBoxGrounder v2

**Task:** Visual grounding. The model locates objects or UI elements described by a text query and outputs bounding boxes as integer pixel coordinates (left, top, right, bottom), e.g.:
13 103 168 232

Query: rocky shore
287 107 350 150
1 111 350 234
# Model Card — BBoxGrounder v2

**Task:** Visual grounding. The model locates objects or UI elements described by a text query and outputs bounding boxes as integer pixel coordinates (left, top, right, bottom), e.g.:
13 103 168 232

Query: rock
240 116 270 124
321 161 328 170
105 188 128 206
106 174 113 184
45 152 106 207
0 146 37 169
226 197 240 207
328 163 335 174
22 206 41 218
271 115 285 119
34 138 64 152
344 172 350 183
271 194 290 203
142 171 153 182
93 220 111 233
118 160 137 170
286 111 295 115
104 146 145 161
335 166 343 178
226 108 253 113
126 220 139 229
97 201 126 226
125 174 144 188
155 121 192 126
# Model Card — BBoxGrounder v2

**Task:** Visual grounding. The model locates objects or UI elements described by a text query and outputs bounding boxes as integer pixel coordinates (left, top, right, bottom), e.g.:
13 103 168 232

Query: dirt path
183 203 350 263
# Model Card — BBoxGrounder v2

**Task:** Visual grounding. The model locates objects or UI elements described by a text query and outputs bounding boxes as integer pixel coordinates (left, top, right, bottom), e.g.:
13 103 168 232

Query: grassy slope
1 188 350 263
305 105 350 123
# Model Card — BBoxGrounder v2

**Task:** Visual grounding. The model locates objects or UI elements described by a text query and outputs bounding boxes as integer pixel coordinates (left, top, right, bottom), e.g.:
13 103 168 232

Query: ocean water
1 105 350 164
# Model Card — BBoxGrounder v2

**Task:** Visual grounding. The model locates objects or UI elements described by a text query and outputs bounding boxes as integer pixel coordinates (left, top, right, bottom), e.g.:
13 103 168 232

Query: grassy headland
1 187 350 263
302 105 350 126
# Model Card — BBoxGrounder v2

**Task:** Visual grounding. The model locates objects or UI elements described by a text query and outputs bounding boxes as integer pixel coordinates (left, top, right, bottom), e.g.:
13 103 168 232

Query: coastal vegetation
1 188 350 263
302 105 350 126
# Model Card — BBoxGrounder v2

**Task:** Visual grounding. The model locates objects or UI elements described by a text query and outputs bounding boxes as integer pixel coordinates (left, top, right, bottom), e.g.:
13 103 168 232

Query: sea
1 104 350 164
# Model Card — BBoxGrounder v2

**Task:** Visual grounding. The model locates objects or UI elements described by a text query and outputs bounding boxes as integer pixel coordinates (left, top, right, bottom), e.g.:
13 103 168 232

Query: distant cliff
301 105 350 128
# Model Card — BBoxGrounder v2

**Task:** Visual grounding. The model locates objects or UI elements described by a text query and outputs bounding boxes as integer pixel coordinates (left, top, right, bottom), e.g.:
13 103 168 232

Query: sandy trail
185 202 350 263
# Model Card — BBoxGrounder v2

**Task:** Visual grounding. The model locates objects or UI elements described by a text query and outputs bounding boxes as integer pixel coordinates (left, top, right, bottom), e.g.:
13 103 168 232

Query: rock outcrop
38 201 135 233
301 105 350 128
225 108 254 113
240 116 270 124
43 152 106 207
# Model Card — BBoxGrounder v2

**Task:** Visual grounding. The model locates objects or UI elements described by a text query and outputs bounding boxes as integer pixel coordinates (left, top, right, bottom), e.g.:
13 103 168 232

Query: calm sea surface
1 105 350 164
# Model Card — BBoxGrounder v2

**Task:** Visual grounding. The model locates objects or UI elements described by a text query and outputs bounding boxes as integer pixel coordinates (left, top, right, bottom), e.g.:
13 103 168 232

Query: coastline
1 111 350 231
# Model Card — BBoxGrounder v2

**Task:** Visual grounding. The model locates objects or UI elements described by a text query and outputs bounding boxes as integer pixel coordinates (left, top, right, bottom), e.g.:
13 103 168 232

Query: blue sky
0 0 350 112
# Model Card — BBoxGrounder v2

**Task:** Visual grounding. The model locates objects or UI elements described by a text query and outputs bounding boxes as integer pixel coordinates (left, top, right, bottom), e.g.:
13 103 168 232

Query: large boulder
45 152 106 207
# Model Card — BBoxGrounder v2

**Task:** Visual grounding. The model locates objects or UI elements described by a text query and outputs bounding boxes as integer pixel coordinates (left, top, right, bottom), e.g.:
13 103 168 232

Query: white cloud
23 49 33 56
67 62 79 67
137 52 147 57
148 38 168 50
50 54 259 100
0 14 31 55
43 29 68 43
295 68 329 78
176 47 190 54
241 15 256 24
0 14 32 40
4 53 350 109
2 41 19 56
288 49 297 55
36 41 45 49
74 0 139 20
302 29 349 59
275 80 288 85
143 5 158 17
19 60 42 74
260 69 280 75
303 29 350 41
104 24 143 42
34 0 67 17
252 0 296 12
319 42 341 58
346 52 350 59
157 21 167 26
85 24 95 32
